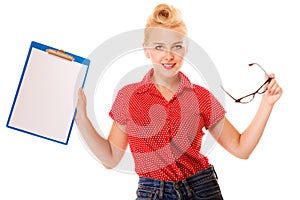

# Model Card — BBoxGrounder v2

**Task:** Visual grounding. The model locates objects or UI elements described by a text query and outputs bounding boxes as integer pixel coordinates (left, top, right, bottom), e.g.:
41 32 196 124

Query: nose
164 50 174 61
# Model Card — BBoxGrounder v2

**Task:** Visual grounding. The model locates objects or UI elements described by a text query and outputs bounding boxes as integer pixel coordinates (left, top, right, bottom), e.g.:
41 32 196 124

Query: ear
184 39 189 55
143 43 151 59
185 45 189 55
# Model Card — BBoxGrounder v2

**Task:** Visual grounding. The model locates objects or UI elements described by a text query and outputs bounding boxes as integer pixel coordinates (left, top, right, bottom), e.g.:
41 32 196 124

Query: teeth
163 63 174 67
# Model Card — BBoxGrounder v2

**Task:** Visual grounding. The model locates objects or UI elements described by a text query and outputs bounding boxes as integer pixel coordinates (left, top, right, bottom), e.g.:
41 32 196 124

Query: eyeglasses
221 63 273 104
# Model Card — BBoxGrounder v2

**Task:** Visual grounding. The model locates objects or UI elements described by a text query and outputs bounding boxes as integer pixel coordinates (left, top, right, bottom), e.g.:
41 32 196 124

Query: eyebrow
152 41 184 45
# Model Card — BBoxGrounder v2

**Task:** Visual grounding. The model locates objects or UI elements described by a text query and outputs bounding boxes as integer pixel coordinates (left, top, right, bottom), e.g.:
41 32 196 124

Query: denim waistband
138 165 219 199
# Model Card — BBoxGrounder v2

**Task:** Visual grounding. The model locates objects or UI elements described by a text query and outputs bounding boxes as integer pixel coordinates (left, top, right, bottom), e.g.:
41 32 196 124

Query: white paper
9 48 87 144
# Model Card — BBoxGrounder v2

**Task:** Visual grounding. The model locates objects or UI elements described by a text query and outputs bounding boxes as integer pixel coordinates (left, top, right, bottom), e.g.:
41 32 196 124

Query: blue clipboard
7 41 90 145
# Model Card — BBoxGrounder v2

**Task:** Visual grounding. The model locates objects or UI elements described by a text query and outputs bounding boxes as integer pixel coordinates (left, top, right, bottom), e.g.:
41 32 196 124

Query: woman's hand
210 73 283 159
75 87 88 123
74 87 128 168
263 74 283 106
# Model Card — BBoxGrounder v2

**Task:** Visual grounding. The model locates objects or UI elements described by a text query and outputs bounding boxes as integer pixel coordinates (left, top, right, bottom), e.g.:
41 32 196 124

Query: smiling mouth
162 63 176 69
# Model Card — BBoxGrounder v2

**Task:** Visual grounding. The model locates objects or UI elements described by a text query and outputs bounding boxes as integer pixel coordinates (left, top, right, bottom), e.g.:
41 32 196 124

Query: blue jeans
136 165 223 200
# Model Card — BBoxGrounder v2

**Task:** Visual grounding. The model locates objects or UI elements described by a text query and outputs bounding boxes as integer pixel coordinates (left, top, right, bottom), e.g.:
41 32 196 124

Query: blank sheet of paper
7 44 88 144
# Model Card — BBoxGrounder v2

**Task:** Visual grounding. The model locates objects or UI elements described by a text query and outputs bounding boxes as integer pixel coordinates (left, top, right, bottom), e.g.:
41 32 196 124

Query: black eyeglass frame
221 63 273 104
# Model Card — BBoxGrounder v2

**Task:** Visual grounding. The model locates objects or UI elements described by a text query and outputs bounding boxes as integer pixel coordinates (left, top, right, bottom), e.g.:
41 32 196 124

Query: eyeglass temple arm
220 85 240 102
249 63 267 74
255 76 273 92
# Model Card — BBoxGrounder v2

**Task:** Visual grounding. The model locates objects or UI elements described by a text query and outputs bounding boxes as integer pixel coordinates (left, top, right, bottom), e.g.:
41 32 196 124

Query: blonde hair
144 4 187 42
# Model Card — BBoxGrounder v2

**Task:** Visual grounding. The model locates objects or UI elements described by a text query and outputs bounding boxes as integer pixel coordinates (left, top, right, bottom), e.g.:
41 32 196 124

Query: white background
0 0 299 199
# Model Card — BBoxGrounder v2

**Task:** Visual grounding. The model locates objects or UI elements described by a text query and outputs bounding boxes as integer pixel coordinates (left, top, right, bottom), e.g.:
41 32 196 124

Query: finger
78 87 86 102
265 73 275 80
77 89 85 108
268 80 281 95
267 79 275 93
274 86 282 95
81 88 87 103
263 73 275 92
78 87 82 97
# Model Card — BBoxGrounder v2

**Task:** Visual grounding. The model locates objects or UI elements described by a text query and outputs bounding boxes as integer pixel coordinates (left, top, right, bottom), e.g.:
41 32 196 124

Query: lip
162 63 176 69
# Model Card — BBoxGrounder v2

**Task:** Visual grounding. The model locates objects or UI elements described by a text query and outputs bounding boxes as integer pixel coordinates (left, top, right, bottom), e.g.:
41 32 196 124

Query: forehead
147 27 186 44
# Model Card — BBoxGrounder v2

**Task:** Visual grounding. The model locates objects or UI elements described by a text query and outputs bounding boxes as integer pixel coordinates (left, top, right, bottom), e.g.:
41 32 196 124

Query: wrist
260 97 274 112
75 112 89 126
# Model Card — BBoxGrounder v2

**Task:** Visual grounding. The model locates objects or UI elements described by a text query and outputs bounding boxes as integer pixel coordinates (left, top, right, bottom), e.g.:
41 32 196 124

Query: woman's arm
209 74 282 159
75 88 128 168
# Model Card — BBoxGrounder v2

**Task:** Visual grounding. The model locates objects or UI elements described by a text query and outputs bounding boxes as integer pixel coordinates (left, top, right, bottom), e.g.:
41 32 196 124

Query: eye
155 45 164 51
174 44 183 49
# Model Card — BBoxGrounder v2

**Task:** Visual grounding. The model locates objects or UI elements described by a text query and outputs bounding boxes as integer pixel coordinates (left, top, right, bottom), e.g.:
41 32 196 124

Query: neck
152 72 180 93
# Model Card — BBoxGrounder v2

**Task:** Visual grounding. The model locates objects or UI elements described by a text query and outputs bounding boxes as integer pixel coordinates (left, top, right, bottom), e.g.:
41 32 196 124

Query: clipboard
6 41 90 145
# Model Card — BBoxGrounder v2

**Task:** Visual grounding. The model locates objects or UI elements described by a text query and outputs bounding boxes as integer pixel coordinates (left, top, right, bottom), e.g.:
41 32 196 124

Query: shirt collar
136 68 194 94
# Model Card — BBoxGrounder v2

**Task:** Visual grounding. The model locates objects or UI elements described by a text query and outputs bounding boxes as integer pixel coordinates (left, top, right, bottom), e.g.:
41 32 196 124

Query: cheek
149 52 163 62
174 56 185 66
176 55 184 62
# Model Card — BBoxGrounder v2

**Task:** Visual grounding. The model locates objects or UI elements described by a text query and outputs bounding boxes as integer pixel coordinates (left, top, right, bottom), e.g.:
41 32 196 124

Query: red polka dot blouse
109 69 225 181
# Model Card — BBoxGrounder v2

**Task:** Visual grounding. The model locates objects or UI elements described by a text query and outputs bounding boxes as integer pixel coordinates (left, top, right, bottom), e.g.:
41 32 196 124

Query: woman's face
144 28 188 79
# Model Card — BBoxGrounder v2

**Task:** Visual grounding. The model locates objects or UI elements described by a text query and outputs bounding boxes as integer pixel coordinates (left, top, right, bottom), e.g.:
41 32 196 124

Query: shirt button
174 183 180 189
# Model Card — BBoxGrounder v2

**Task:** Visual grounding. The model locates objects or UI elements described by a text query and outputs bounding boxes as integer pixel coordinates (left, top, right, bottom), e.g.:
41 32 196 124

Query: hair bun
151 4 182 27
144 4 187 42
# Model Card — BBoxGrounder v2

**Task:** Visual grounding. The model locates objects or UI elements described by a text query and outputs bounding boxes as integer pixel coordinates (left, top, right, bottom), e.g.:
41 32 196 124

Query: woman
76 4 282 199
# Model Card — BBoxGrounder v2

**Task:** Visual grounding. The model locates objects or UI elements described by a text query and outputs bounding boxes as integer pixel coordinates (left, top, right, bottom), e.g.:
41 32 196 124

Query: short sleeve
195 86 226 130
109 88 128 126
